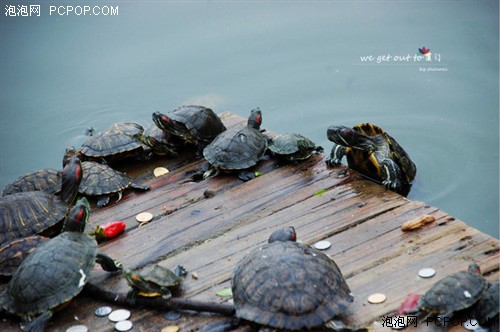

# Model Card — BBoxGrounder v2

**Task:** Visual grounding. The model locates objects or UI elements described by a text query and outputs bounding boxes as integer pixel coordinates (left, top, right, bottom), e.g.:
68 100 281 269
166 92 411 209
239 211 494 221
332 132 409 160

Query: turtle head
468 262 481 275
63 197 90 233
63 146 83 168
61 153 83 205
247 108 263 130
268 226 297 243
327 125 374 151
152 111 170 130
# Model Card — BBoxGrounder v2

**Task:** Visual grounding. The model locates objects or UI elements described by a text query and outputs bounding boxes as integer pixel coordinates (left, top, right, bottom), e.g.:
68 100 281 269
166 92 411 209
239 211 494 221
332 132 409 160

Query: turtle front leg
326 143 348 167
21 311 52 332
96 253 122 272
380 158 403 194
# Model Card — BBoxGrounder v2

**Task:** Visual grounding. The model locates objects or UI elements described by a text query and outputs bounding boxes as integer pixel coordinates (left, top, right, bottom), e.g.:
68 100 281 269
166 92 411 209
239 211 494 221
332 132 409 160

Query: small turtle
326 123 416 196
79 122 152 164
231 227 353 330
0 156 82 246
0 235 49 277
203 108 268 181
472 281 499 325
413 263 488 318
124 264 186 305
0 197 122 332
79 160 150 207
269 133 323 162
152 105 226 152
2 169 61 197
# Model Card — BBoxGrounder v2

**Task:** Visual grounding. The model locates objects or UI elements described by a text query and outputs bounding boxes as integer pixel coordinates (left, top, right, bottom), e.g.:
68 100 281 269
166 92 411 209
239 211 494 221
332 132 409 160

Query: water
1 1 498 238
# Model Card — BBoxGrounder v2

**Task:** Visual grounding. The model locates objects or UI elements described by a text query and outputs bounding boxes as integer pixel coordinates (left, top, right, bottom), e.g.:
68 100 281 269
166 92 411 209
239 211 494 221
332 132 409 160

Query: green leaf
254 171 262 177
216 288 233 297
314 189 328 196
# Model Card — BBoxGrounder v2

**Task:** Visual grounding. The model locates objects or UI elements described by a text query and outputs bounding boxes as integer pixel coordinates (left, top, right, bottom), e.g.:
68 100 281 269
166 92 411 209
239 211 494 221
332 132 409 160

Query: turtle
139 124 183 156
2 169 61 197
152 105 227 152
231 227 354 330
0 156 82 246
269 133 323 162
471 280 499 326
412 263 488 318
123 264 186 305
326 123 417 196
78 160 150 208
203 108 268 181
0 235 49 277
0 197 122 332
79 122 152 164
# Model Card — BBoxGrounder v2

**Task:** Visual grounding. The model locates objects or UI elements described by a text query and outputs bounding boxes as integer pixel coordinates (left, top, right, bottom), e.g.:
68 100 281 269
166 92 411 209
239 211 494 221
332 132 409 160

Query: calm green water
1 1 498 238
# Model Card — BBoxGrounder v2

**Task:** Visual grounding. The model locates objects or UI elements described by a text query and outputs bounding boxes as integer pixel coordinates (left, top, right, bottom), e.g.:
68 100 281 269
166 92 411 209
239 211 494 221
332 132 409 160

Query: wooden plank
0 112 498 332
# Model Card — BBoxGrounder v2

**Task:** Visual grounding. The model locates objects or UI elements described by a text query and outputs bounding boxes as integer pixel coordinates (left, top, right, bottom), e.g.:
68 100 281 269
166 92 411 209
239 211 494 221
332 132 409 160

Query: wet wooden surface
1 112 498 332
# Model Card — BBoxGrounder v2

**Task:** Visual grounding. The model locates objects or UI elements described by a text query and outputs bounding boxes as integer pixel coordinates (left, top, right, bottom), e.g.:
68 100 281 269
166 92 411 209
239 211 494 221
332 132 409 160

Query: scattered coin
154 167 169 177
136 212 153 224
161 326 180 332
94 306 112 317
164 310 182 321
464 319 479 331
115 320 133 332
368 293 387 304
314 240 331 250
66 325 88 332
418 268 436 278
108 309 131 322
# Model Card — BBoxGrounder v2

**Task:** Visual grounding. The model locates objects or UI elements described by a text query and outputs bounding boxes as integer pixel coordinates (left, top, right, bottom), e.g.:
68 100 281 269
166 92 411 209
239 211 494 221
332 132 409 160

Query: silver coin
66 325 88 332
164 310 182 321
418 268 436 278
115 320 133 331
464 319 479 331
108 309 131 322
95 306 112 317
314 240 331 250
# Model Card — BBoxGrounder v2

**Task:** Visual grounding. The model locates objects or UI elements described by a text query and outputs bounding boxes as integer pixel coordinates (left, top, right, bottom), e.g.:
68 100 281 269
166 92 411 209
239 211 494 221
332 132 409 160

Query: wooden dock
1 113 498 332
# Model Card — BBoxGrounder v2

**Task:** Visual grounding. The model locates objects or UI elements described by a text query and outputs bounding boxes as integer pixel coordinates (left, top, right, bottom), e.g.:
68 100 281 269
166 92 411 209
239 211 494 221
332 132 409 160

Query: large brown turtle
231 227 353 330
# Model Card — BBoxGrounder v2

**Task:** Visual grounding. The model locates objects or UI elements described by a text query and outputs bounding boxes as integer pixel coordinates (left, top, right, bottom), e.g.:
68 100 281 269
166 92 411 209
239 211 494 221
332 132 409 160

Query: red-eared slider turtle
79 122 152 164
2 169 61 197
413 263 488 318
0 156 82 246
269 133 323 162
231 227 353 330
472 281 499 325
326 123 416 196
139 124 183 156
152 105 226 152
0 235 49 277
124 264 186 304
0 197 122 332
203 108 268 181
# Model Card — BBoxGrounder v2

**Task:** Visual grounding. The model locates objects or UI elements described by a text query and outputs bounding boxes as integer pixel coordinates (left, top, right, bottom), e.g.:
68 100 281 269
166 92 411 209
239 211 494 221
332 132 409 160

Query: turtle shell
152 106 226 150
127 265 183 297
79 123 151 163
269 133 323 161
0 229 97 317
472 281 499 321
2 169 61 197
418 265 488 315
79 161 135 196
203 109 267 171
0 235 49 277
232 241 353 330
0 192 67 246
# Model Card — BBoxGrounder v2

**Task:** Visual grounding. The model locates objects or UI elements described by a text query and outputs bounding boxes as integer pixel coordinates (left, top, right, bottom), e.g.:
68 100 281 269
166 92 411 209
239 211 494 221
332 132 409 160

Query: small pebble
154 167 169 177
161 326 180 332
418 268 436 278
368 293 387 304
191 272 199 280
115 320 133 331
108 309 131 322
314 240 331 250
94 306 112 317
66 325 88 332
136 212 153 223
164 311 182 321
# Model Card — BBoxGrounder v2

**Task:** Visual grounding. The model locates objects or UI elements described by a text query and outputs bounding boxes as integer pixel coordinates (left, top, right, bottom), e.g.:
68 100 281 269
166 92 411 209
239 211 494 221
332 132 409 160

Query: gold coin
136 212 153 223
367 293 387 304
161 326 180 332
154 167 169 177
